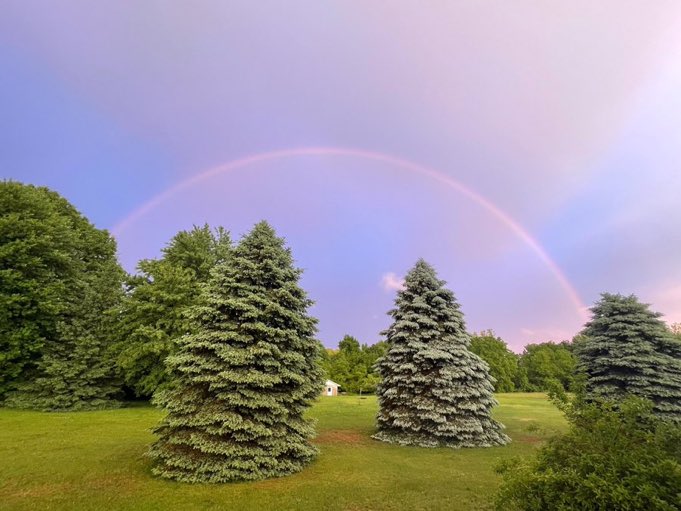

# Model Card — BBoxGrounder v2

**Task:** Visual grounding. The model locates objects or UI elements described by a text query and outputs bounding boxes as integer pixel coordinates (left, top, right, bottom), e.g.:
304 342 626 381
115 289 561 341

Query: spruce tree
149 221 323 483
374 259 509 448
576 293 681 421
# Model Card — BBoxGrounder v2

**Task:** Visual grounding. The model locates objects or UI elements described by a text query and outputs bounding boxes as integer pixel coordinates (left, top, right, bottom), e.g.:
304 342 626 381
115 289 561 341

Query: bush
495 396 681 510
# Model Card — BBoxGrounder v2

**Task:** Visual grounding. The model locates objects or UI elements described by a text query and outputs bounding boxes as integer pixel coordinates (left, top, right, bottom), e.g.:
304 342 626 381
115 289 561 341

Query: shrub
496 396 681 510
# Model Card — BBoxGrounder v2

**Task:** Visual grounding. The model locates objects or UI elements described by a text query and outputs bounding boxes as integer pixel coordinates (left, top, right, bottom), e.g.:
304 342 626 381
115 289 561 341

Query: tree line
0 181 579 406
322 332 578 396
3 181 681 502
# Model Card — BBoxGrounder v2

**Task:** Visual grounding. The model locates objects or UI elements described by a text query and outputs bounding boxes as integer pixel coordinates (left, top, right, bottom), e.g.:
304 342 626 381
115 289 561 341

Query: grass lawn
0 393 566 511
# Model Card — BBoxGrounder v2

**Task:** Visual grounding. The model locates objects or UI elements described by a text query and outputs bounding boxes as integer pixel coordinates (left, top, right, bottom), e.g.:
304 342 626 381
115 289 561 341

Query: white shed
323 380 340 397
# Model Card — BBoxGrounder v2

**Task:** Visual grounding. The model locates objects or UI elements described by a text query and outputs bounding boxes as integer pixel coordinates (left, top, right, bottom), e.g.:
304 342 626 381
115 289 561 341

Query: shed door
327 386 333 396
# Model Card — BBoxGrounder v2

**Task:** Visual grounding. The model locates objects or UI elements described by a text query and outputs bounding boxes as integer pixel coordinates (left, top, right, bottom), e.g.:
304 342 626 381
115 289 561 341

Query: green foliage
0 182 80 397
149 221 323 483
1 182 125 410
670 323 681 337
114 225 231 398
496 397 681 510
160 224 231 282
469 331 519 392
374 259 509 448
518 341 576 392
320 335 387 393
576 293 681 421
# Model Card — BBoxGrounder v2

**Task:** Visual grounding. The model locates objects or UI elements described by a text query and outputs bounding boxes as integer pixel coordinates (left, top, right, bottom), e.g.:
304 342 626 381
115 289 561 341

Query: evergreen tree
374 259 509 448
576 293 681 421
114 225 231 398
149 221 322 483
4 184 125 410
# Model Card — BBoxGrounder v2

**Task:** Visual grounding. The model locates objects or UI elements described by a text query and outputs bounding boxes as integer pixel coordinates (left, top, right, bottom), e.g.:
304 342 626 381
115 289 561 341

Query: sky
2 1 681 351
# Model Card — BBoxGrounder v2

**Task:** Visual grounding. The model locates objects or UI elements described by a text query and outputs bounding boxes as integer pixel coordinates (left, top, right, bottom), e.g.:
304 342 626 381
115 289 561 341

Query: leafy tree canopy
114 225 231 398
320 335 387 393
1 181 125 410
470 331 520 392
518 341 576 392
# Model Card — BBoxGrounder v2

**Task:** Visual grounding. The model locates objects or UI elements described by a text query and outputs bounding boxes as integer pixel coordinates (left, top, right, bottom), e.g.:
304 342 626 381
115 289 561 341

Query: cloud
381 272 405 292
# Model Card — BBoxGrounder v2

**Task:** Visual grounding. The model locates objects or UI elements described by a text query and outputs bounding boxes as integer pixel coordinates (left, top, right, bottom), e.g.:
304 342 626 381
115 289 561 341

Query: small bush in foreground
495 397 681 510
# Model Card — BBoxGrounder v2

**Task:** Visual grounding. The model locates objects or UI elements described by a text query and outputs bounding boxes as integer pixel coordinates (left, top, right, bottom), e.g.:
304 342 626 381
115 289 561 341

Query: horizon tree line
3 180 681 484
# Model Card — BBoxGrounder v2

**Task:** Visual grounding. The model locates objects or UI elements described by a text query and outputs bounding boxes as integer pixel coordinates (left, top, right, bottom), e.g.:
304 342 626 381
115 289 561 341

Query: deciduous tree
470 331 519 392
518 341 576 392
114 225 231 398
2 182 125 410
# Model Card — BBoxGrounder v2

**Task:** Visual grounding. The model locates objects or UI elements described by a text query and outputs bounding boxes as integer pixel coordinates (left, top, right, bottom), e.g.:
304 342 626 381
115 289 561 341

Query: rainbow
112 147 588 320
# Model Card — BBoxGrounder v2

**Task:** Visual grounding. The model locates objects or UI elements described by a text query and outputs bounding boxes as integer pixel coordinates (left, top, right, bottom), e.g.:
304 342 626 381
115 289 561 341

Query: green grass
0 394 566 511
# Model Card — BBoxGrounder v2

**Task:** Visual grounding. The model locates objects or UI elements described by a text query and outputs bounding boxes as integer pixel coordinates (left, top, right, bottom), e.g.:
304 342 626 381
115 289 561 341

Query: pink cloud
381 272 405 292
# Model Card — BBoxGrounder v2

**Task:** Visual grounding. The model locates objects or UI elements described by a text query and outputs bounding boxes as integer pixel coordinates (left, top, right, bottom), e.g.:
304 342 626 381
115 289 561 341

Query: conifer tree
149 221 323 483
374 259 509 448
576 293 681 421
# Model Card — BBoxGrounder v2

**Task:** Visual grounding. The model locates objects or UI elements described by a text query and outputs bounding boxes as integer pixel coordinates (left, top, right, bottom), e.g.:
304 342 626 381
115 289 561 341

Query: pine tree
374 259 509 448
576 293 681 421
149 221 323 483
114 225 231 398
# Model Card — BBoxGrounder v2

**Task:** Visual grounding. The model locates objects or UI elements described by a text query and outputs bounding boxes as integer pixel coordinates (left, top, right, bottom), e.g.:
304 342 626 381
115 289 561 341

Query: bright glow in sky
2 1 681 351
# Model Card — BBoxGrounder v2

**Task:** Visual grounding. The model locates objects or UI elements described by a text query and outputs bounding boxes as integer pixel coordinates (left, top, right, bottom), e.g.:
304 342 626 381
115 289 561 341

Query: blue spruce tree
374 259 509 448
577 293 681 421
149 222 323 482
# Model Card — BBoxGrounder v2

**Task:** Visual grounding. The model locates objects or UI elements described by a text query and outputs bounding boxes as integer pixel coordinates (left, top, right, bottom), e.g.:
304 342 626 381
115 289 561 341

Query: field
0 394 566 511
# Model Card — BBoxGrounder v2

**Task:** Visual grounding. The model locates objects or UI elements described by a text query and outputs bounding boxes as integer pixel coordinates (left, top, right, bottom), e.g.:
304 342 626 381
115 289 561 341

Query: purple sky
2 2 681 351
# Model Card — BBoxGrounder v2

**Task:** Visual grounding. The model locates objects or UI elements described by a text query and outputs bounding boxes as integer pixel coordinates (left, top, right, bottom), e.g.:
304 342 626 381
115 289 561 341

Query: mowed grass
0 394 565 511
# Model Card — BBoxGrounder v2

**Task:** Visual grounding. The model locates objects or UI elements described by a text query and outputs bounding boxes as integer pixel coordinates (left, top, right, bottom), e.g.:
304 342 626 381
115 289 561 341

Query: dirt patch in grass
514 435 544 445
314 429 370 445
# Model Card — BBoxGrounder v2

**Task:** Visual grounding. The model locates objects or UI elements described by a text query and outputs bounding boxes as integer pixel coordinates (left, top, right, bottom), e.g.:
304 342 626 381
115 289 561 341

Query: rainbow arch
112 146 587 320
